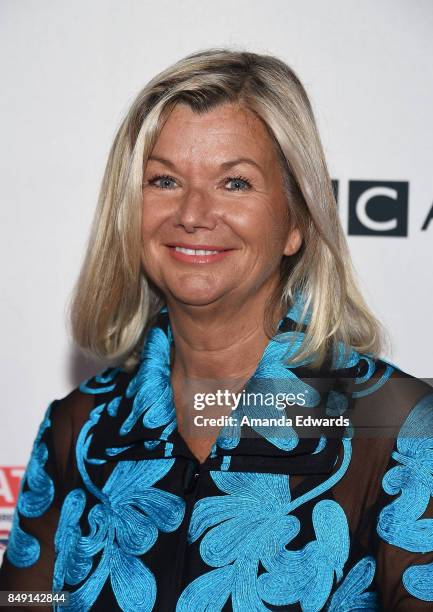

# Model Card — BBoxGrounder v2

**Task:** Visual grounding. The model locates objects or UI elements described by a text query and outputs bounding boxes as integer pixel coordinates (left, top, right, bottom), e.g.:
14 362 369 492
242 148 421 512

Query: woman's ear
284 227 302 256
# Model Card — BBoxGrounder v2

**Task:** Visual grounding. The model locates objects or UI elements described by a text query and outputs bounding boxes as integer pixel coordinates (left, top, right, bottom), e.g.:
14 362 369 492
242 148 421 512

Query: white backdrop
1 0 432 477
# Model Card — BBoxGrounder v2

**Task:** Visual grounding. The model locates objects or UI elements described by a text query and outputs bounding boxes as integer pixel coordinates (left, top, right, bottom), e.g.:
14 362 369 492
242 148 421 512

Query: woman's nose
173 187 218 233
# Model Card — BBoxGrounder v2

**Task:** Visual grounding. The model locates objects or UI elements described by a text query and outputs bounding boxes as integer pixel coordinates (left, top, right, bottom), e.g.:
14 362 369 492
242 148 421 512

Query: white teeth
174 247 220 255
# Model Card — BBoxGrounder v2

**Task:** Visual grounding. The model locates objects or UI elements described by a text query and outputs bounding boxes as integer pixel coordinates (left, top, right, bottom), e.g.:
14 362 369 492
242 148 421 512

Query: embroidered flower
377 392 433 602
54 404 185 611
79 367 122 395
6 403 55 567
177 439 352 612
121 327 176 442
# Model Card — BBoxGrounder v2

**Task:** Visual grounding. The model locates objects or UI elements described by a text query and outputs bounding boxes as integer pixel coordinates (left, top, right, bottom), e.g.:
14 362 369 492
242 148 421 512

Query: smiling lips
166 243 235 264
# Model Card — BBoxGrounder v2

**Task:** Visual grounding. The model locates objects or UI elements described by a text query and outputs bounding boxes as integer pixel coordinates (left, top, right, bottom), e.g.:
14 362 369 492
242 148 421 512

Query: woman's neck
167 298 284 381
166 295 285 461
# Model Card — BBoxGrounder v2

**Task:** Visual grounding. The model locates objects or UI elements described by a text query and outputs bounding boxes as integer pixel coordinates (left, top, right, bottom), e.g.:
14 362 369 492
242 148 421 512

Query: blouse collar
85 302 361 475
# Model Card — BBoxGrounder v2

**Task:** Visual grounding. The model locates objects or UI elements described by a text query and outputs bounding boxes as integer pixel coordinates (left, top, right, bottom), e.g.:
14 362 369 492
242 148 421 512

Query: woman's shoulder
355 354 432 399
38 364 139 478
48 364 139 437
348 354 433 440
361 355 431 392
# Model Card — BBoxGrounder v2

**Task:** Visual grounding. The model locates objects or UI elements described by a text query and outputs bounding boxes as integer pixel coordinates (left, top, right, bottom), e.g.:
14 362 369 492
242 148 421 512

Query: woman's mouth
166 244 235 264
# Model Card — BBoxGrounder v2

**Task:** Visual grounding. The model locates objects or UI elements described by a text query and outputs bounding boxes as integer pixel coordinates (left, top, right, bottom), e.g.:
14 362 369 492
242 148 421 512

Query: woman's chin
157 271 224 302
168 293 226 307
165 285 230 308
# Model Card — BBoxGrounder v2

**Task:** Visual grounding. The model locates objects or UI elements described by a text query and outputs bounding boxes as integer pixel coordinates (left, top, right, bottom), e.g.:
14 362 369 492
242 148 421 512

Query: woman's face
141 102 301 309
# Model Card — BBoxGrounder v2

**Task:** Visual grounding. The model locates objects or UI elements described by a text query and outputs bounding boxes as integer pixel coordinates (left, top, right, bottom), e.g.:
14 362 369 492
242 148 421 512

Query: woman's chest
54 450 380 611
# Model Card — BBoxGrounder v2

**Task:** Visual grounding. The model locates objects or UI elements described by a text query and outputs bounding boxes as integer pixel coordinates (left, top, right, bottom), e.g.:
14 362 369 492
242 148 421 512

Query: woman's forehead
149 102 279 168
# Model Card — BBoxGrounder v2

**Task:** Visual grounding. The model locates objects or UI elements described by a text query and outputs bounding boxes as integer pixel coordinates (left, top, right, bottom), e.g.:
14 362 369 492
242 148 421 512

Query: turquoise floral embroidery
177 437 352 612
377 392 433 602
326 556 378 610
215 328 369 454
258 499 349 609
326 352 395 419
79 367 122 395
80 365 141 458
216 330 322 452
53 402 185 611
352 356 394 399
7 402 55 567
216 294 387 453
79 367 129 457
121 327 176 443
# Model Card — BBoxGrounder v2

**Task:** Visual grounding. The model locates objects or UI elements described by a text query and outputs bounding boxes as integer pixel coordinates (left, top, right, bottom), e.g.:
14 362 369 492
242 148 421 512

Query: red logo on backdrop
0 466 25 557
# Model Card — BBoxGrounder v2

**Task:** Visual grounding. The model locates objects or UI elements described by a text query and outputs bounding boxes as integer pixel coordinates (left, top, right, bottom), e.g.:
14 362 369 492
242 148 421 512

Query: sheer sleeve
0 390 93 611
373 380 433 610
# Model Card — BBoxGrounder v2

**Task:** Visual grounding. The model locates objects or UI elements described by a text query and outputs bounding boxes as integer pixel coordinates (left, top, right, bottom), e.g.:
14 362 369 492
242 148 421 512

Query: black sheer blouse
1 308 433 611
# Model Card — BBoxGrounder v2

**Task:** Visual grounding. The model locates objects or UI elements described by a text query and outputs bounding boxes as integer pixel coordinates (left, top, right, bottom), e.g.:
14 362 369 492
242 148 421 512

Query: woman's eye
225 176 252 191
146 174 252 191
148 175 177 190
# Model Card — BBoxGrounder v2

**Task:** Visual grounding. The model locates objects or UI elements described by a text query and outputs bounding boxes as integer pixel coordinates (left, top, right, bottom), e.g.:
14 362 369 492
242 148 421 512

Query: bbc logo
332 180 412 237
348 180 408 236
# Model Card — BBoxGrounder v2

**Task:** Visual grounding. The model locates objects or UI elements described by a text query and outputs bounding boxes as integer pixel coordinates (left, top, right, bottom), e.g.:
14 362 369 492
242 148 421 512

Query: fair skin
141 101 302 463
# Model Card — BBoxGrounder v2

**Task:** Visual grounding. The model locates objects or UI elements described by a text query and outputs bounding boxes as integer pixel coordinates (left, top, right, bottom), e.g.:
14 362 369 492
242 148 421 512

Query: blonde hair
67 47 386 371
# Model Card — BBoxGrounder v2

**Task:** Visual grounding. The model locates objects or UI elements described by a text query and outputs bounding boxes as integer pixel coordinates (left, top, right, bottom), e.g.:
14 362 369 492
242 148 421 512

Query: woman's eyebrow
147 155 264 174
219 158 263 174
147 155 177 169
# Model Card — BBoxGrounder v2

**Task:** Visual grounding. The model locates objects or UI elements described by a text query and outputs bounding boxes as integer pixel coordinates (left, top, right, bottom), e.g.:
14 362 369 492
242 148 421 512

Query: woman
0 48 432 611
